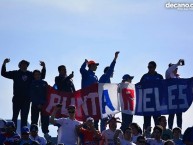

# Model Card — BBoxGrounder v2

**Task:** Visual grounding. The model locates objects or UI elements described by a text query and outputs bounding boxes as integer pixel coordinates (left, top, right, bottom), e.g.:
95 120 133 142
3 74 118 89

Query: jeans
168 113 182 129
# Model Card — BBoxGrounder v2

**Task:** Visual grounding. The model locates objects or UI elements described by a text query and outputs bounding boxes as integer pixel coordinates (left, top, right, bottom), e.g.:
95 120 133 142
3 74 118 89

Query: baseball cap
122 74 134 81
0 119 6 128
30 124 38 132
6 121 15 128
86 117 94 122
87 60 99 66
18 60 30 68
21 126 30 134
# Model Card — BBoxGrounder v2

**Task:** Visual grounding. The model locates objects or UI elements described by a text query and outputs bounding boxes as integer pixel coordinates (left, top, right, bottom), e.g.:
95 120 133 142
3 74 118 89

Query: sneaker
44 133 51 140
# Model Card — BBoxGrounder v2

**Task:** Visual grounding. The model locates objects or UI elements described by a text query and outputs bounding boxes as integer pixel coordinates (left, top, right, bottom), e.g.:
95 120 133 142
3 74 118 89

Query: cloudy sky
0 0 193 135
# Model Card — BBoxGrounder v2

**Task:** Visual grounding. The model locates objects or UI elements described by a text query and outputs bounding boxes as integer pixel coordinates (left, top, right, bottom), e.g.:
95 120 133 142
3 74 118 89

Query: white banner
119 83 136 115
98 83 120 118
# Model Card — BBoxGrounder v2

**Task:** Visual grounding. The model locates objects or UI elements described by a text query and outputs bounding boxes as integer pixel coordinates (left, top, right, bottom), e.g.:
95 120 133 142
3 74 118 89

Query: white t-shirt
147 138 165 145
120 138 135 145
29 135 47 145
101 129 123 145
56 117 80 145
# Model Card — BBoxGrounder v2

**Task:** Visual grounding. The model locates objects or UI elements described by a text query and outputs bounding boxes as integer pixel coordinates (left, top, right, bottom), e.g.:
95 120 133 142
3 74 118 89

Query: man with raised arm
50 104 80 145
1 58 46 131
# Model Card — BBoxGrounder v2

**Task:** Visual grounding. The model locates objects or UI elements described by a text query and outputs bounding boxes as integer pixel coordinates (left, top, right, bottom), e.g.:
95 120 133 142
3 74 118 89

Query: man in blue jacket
80 59 99 130
99 51 119 83
80 59 99 89
99 51 119 132
1 58 46 131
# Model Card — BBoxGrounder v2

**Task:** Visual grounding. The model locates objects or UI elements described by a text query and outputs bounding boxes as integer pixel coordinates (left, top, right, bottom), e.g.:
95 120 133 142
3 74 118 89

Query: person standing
119 74 134 133
1 58 46 131
140 61 163 131
55 65 75 92
166 59 184 130
99 51 120 132
80 59 99 129
30 70 50 140
80 59 99 89
50 104 80 145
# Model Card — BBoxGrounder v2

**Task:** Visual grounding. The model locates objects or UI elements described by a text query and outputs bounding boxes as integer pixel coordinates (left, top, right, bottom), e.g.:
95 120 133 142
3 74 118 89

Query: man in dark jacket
54 65 75 92
1 58 46 131
140 61 163 131
30 70 50 140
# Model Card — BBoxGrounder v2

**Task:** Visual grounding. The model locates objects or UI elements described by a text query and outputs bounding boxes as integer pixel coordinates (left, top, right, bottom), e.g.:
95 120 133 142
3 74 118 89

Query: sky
0 0 193 136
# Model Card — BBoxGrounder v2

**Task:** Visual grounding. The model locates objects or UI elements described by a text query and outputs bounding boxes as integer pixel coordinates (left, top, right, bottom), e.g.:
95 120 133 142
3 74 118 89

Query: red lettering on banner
122 88 135 111
43 84 101 121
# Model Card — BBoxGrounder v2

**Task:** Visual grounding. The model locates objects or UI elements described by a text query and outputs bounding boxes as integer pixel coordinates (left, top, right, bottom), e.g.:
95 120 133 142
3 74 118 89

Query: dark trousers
120 113 133 132
12 97 30 131
94 120 99 130
31 103 49 134
143 115 160 130
168 113 182 129
100 118 108 132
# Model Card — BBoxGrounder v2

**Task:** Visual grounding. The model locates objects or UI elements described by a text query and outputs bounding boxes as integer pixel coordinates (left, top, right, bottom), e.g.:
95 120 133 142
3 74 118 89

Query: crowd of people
0 51 192 145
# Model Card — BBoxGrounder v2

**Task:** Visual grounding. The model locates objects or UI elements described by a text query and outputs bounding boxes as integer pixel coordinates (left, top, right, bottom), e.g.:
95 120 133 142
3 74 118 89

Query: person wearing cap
29 124 47 145
1 58 46 131
29 70 50 140
80 59 99 89
165 59 184 130
76 117 102 145
119 74 134 132
99 51 120 132
100 117 123 145
54 65 75 92
80 59 99 130
140 61 163 132
18 126 40 145
50 104 80 145
3 121 20 145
